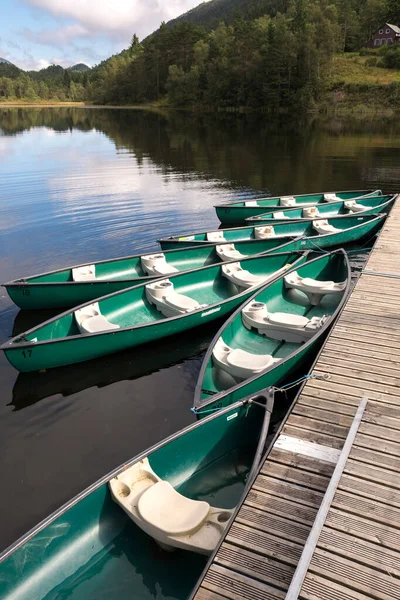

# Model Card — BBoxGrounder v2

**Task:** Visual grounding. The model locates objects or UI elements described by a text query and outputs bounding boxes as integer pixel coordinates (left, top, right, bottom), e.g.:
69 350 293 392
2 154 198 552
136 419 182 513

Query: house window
382 38 387 45
374 39 381 46
386 28 391 33
379 29 383 34
388 38 393 44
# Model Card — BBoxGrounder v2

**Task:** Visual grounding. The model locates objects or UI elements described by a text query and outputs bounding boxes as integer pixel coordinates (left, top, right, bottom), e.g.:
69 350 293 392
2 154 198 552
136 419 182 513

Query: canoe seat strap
284 271 347 305
242 300 329 343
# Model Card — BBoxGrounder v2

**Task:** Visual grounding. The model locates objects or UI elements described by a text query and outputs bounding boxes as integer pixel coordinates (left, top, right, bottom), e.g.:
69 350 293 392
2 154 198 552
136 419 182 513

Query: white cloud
24 0 203 40
24 24 90 46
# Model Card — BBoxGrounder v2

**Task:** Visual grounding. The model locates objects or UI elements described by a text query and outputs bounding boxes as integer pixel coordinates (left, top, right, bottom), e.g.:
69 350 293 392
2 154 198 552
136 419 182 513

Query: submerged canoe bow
214 189 382 224
245 193 396 224
193 250 350 416
0 396 272 599
159 213 386 251
3 236 299 310
1 250 306 372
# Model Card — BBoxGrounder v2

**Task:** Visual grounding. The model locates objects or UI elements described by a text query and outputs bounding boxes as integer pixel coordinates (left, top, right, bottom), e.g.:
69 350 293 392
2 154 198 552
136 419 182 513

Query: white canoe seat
324 193 340 202
242 300 328 343
303 206 320 218
312 219 341 235
75 302 120 334
207 231 226 242
216 243 246 261
254 226 275 239
110 457 233 555
280 196 296 207
284 270 346 305
222 262 292 290
344 200 366 213
212 338 275 380
138 481 210 536
146 279 207 318
72 265 95 282
141 253 179 276
273 211 290 220
245 200 258 207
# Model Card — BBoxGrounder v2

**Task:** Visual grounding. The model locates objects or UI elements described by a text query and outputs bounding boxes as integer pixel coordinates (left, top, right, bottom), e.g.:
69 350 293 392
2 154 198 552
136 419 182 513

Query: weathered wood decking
193 199 400 600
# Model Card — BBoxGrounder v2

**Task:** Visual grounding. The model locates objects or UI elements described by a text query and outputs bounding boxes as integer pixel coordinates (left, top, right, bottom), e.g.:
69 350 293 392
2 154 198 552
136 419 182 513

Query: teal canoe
246 194 396 225
193 250 350 416
0 397 271 599
214 189 382 224
3 237 299 310
159 214 386 251
1 250 306 372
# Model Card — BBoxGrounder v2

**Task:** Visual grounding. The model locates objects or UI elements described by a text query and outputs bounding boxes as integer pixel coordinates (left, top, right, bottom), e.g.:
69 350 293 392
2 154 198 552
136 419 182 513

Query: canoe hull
215 190 382 224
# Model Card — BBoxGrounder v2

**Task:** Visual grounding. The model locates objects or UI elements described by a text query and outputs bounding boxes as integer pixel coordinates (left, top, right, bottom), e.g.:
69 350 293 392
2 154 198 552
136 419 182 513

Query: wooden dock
192 199 400 600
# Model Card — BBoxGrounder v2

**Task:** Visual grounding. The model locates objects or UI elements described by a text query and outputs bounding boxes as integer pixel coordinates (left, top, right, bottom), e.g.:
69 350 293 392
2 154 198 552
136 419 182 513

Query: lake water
1 107 400 563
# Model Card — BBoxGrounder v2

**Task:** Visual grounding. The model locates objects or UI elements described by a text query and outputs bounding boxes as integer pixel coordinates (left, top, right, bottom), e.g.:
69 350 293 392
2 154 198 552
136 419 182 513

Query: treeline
0 64 88 102
0 0 399 109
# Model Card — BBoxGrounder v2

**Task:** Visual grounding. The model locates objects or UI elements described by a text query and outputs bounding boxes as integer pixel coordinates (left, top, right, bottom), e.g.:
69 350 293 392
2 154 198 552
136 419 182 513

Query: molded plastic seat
324 193 340 202
164 292 200 312
141 254 178 276
207 231 226 242
212 338 275 380
344 200 365 213
75 302 120 334
273 211 290 219
303 206 320 218
245 200 258 207
222 262 268 289
312 219 341 235
138 481 210 535
280 196 296 207
72 265 95 282
285 270 346 305
254 226 275 239
267 312 310 329
216 244 246 261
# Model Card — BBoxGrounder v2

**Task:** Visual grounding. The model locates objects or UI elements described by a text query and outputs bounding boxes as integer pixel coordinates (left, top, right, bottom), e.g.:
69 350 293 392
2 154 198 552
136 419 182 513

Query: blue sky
0 0 203 70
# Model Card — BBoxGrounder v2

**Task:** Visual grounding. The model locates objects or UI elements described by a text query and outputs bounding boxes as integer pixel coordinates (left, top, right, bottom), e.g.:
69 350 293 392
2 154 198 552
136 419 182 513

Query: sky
0 0 204 70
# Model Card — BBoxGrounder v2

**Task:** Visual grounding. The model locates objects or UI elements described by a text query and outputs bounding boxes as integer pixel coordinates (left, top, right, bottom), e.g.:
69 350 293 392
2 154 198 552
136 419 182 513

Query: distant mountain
69 63 90 72
0 57 14 65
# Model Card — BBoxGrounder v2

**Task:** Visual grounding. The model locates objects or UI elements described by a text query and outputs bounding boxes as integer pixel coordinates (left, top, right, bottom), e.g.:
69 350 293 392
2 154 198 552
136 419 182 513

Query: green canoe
246 194 396 225
1 250 306 373
193 250 350 416
215 189 382 224
159 214 385 251
3 237 299 310
0 396 271 599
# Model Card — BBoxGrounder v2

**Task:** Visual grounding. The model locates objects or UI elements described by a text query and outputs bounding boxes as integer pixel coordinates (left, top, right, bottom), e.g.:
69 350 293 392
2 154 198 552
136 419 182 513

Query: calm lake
1 107 400 570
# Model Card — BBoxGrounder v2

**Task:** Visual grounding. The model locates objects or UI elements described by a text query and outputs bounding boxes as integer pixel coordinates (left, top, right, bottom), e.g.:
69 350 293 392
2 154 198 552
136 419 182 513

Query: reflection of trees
1 107 400 193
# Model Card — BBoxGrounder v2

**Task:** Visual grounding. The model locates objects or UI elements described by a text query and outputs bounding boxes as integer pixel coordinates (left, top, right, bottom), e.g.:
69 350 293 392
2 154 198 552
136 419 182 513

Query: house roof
386 23 400 34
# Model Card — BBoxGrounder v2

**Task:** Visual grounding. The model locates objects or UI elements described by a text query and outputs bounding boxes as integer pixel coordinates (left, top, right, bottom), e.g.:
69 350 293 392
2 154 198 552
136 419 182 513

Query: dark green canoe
1 250 306 372
159 214 385 251
3 237 299 310
246 194 396 224
0 398 270 599
193 250 350 416
215 189 382 224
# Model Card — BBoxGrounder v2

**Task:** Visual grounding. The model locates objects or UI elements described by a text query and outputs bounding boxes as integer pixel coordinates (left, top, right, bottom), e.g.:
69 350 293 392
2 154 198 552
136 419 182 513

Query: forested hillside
0 0 399 110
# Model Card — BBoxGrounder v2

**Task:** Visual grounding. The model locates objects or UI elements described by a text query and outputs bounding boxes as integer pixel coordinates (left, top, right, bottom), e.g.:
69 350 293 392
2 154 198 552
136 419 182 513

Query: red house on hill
365 23 400 48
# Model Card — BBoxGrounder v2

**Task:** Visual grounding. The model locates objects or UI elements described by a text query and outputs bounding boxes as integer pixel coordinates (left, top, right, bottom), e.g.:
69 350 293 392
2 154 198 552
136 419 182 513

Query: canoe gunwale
2 238 300 289
193 248 352 412
0 250 307 351
213 189 382 210
244 195 397 224
0 396 263 564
